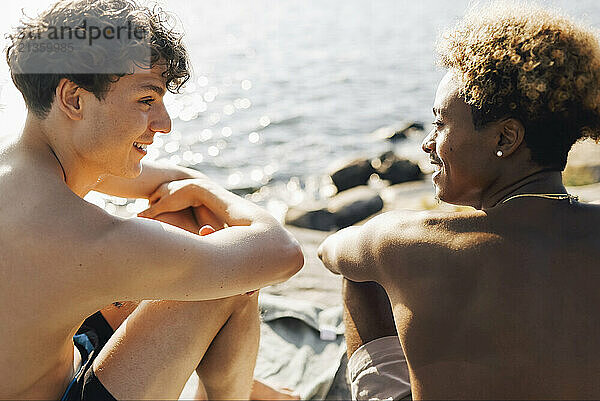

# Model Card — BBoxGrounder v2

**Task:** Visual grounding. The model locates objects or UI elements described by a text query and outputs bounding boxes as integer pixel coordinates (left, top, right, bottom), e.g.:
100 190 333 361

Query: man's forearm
92 160 204 199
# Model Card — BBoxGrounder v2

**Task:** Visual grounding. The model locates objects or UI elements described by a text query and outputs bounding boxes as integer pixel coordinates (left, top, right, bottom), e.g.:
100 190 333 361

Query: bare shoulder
367 209 500 283
366 208 493 252
0 152 123 315
1 149 114 235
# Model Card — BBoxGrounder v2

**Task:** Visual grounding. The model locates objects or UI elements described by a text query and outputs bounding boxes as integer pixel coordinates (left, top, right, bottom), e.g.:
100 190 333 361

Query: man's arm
37 174 304 314
92 160 204 199
318 212 416 283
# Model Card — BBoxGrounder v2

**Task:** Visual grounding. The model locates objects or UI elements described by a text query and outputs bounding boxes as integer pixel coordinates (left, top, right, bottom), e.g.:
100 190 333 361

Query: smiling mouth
430 156 442 167
133 141 149 154
430 155 443 176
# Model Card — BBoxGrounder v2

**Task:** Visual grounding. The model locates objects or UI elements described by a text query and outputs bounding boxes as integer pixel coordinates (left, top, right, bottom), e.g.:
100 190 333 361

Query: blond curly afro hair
438 1 600 169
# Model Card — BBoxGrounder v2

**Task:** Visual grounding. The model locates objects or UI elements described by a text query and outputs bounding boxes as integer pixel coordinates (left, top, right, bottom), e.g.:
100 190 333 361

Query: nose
421 129 436 154
149 102 172 134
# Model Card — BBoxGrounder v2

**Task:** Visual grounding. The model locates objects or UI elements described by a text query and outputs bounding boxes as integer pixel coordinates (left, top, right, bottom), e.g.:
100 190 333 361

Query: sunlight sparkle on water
182 151 194 162
221 127 232 137
146 148 160 160
196 102 208 113
183 82 196 93
241 80 252 90
248 132 260 143
251 169 264 182
223 104 235 115
203 92 216 102
179 108 197 121
264 164 276 175
171 131 182 141
209 113 221 125
259 116 271 127
164 142 180 153
192 154 204 164
234 98 252 109
228 172 242 186
199 129 213 142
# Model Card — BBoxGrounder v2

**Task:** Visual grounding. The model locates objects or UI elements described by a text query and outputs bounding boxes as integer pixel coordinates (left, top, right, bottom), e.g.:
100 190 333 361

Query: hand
138 180 202 219
138 180 224 228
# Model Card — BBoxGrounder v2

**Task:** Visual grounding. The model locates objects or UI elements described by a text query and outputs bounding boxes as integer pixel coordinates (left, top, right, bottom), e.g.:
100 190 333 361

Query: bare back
0 141 96 398
383 202 600 399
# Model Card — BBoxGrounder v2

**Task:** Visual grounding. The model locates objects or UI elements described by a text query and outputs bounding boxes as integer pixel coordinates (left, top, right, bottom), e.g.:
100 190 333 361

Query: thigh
91 204 240 399
92 297 245 400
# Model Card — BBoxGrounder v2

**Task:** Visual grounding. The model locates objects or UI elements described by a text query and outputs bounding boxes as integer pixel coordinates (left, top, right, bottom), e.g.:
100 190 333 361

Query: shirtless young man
0 1 303 399
319 3 600 400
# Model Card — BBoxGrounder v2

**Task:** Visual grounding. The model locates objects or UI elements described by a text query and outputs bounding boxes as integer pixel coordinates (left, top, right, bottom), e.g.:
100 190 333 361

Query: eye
432 120 444 129
140 98 155 106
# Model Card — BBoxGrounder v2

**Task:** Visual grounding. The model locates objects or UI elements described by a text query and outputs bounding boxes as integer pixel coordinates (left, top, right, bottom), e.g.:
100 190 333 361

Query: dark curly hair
438 1 600 170
6 0 190 118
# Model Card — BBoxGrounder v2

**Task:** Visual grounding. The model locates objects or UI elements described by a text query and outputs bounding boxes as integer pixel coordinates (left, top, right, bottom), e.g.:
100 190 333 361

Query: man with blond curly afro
319 2 600 399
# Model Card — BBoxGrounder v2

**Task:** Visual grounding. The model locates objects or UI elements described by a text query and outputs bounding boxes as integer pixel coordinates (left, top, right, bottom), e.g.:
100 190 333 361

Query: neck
21 113 102 197
481 169 566 210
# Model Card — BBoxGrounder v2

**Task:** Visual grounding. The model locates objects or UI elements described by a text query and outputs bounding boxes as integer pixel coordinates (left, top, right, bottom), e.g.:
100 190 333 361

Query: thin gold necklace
501 193 579 205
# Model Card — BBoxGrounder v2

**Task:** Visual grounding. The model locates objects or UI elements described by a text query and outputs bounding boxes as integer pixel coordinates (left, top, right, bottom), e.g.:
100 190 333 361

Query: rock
371 121 425 142
328 186 384 228
229 178 273 196
285 186 384 231
230 186 261 196
563 139 600 186
330 159 375 192
285 207 336 231
373 151 423 184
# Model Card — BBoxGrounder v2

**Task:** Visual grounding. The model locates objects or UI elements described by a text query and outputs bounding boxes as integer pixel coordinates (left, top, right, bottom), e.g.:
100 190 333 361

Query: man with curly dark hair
319 2 600 399
0 1 303 400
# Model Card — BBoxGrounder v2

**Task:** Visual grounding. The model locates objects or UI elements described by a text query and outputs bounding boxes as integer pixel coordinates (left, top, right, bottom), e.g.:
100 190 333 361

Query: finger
138 196 185 218
193 205 225 230
148 183 169 204
199 225 216 236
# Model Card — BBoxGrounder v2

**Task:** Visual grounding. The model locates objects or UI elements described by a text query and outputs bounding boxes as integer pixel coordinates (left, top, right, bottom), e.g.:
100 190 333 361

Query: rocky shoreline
281 124 600 233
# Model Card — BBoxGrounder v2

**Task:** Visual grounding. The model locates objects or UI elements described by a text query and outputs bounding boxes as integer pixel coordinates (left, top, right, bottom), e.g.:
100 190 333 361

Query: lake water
1 0 599 213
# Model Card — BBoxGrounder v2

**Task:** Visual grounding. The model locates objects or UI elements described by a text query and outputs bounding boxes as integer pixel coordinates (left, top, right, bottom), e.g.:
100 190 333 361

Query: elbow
317 234 340 275
282 236 304 279
272 227 304 282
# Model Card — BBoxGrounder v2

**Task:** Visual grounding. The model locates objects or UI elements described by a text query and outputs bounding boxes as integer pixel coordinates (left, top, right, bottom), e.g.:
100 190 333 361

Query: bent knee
202 291 259 315
230 291 259 310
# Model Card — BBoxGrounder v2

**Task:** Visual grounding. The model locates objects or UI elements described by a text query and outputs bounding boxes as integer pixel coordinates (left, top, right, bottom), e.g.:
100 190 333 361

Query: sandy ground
263 226 341 308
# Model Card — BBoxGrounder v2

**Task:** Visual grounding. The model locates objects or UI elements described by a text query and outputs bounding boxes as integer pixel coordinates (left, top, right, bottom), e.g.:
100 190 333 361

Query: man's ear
496 118 525 157
55 78 84 121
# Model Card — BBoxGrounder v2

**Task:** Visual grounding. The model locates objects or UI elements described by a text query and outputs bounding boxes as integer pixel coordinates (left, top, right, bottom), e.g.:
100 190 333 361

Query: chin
433 183 460 206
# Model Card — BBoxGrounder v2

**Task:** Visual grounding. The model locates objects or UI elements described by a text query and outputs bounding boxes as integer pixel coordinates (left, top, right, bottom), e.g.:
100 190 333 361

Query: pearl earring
496 150 503 157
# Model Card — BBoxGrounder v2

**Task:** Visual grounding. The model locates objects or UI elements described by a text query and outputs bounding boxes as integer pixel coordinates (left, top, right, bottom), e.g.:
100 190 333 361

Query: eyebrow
140 84 166 97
